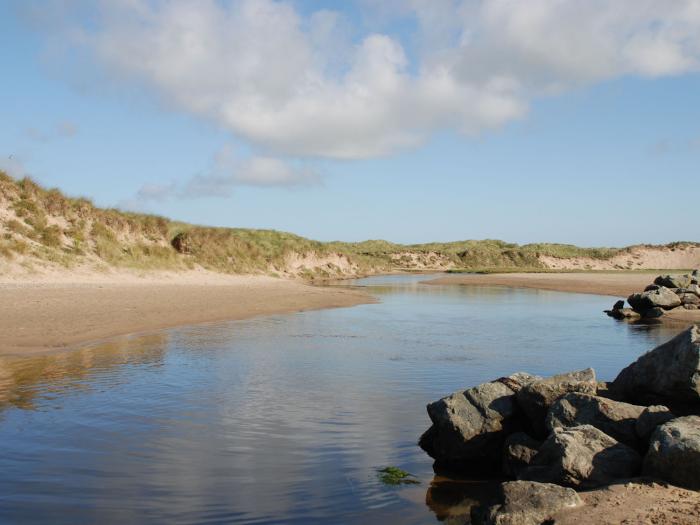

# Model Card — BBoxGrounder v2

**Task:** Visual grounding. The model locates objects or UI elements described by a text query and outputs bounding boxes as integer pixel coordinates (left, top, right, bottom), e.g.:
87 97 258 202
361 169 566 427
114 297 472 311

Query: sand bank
0 271 374 356
426 272 700 325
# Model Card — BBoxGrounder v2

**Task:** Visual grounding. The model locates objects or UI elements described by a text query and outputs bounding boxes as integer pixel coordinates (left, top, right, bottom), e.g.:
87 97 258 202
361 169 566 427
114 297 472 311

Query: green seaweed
376 466 420 486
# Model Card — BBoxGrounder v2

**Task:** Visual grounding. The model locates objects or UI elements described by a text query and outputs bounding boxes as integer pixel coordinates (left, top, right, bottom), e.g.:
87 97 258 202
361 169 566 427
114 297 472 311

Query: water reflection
0 334 168 413
0 275 685 524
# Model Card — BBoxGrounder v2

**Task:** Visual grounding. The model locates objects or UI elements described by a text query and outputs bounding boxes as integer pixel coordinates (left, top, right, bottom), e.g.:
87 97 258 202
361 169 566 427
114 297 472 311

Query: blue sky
2 1 699 246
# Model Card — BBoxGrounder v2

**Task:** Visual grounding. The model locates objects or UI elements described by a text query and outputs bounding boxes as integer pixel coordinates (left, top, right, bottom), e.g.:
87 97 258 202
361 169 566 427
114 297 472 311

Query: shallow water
0 275 681 524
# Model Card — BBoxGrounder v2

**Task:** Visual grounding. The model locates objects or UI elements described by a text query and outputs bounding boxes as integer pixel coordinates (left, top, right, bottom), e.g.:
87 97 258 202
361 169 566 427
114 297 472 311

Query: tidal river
0 274 680 524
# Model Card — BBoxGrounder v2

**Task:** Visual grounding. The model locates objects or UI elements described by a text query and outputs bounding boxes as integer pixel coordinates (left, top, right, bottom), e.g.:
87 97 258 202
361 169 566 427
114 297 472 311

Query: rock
605 307 641 320
419 373 540 465
611 326 700 408
627 287 681 313
676 284 700 297
644 284 660 292
520 425 642 488
684 304 699 310
502 432 541 478
516 368 597 437
635 406 675 442
483 481 582 525
546 393 645 448
612 299 625 310
643 416 700 490
680 293 700 305
642 306 665 318
654 274 692 289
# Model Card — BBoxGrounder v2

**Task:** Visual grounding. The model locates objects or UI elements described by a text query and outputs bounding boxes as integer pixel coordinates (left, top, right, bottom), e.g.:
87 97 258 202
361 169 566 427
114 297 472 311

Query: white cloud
35 0 700 159
131 147 321 203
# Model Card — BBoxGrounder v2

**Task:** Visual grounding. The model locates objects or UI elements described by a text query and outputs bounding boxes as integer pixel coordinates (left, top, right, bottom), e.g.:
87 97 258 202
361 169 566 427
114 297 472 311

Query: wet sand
0 276 374 356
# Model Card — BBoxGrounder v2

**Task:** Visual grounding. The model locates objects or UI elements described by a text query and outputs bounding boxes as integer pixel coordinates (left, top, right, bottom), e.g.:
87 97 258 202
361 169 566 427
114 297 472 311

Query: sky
1 0 699 247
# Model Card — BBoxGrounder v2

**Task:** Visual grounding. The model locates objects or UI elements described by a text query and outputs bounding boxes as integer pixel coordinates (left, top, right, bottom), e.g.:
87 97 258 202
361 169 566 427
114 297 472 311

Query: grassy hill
1 171 697 279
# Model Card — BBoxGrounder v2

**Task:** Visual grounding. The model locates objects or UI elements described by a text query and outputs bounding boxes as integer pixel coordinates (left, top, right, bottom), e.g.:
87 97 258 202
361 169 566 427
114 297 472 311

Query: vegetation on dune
0 171 697 277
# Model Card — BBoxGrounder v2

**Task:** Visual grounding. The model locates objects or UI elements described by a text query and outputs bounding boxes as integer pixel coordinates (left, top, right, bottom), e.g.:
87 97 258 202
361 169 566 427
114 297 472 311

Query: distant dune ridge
1 171 699 280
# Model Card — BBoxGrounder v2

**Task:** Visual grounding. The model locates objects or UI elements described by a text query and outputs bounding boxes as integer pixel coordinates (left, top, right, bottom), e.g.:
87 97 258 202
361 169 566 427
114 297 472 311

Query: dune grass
0 170 697 277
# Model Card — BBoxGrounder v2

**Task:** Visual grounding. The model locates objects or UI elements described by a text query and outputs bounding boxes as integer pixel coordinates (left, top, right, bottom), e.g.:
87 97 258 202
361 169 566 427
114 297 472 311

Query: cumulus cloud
32 0 700 159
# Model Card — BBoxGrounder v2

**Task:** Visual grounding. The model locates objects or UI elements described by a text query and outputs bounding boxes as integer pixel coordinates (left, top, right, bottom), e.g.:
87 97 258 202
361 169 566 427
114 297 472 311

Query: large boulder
627 286 681 313
610 326 700 409
519 425 642 488
502 432 541 478
643 416 700 490
482 481 582 525
654 274 692 289
419 373 540 465
545 393 645 448
635 405 675 442
516 368 597 437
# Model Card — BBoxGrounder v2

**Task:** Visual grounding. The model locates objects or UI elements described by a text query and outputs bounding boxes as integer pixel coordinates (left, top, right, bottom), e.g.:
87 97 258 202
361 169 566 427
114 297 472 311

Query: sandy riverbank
426 272 700 325
0 270 375 356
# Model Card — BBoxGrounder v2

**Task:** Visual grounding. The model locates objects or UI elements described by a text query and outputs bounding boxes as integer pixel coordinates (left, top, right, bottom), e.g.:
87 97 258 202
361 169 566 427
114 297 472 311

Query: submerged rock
611 326 700 409
516 368 597 437
519 425 642 489
482 481 582 525
502 432 541 478
643 416 700 490
546 393 645 449
419 373 540 465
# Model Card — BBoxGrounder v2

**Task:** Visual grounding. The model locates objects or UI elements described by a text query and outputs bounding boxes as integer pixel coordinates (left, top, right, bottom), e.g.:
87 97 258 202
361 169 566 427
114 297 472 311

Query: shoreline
425 271 700 325
0 272 376 357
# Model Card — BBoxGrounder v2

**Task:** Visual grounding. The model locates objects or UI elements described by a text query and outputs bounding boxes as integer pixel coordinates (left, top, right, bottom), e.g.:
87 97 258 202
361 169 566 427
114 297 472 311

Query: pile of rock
605 270 700 320
419 325 700 524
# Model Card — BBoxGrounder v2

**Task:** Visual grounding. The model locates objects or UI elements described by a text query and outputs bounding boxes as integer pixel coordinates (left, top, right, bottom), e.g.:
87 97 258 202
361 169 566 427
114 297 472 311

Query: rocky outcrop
502 432 541 478
545 393 645 448
419 327 700 522
605 271 699 319
643 416 700 490
516 369 597 437
419 373 540 465
519 425 642 488
610 325 700 409
482 481 582 525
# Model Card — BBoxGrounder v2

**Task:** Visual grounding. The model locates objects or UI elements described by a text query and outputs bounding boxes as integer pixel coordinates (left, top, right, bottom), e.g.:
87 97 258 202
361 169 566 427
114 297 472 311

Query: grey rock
677 284 700 297
516 368 597 437
502 432 541 478
642 306 665 318
605 307 641 320
684 304 699 310
644 284 660 292
612 299 625 310
546 393 645 448
643 416 700 490
483 481 582 525
680 293 700 305
611 326 700 408
627 286 681 313
654 274 692 289
420 373 540 464
520 425 642 488
635 406 675 442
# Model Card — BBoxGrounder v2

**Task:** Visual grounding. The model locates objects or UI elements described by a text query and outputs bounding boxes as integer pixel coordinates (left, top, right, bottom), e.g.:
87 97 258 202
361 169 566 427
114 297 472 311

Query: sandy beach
0 271 374 356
